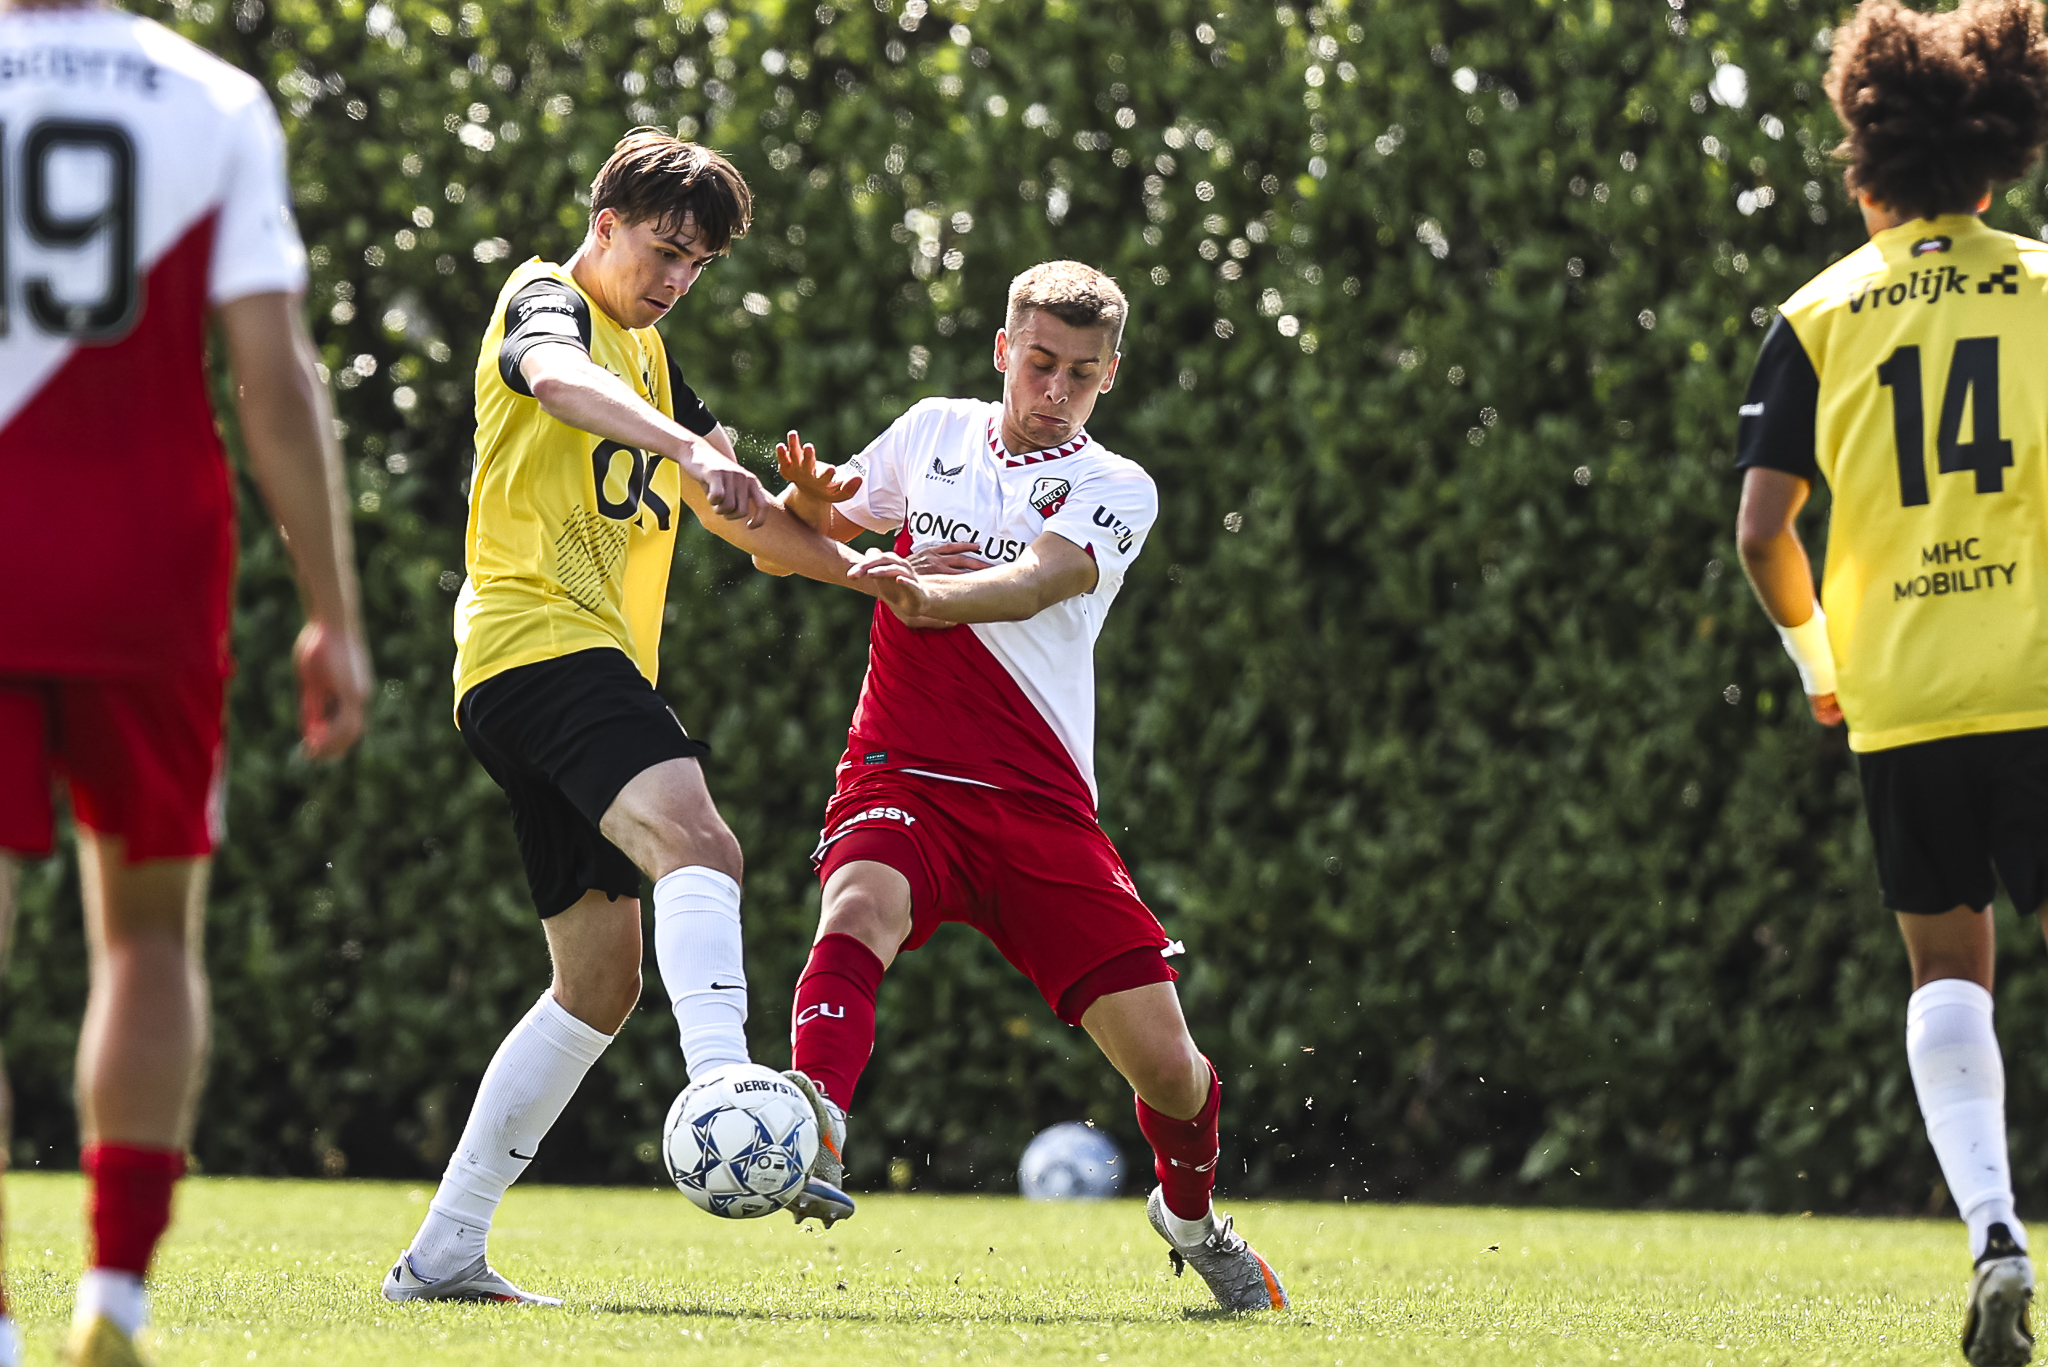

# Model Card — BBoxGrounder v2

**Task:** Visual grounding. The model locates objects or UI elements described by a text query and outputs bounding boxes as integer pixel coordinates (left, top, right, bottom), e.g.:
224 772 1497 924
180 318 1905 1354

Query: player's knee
643 814 742 883
818 883 910 954
1133 1038 1208 1117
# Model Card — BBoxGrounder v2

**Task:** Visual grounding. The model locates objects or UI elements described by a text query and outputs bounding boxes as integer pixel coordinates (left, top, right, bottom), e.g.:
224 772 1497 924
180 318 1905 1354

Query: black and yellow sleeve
1734 315 1821 482
665 356 720 437
497 278 593 396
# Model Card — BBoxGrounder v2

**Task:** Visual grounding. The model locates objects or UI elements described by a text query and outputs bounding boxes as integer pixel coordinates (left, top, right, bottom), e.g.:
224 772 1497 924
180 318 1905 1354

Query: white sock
652 866 751 1080
73 1268 147 1337
1160 1202 1217 1247
1907 979 2025 1258
0 1312 21 1366
410 991 613 1278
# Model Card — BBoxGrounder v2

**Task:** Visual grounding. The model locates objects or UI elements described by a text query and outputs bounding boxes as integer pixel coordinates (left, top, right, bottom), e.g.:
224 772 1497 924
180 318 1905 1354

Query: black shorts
458 647 709 918
1858 728 2048 915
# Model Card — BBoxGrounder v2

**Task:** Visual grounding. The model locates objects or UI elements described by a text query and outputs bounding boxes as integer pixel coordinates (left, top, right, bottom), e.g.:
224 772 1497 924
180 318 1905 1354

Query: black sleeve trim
1734 314 1821 482
497 278 592 396
666 356 719 436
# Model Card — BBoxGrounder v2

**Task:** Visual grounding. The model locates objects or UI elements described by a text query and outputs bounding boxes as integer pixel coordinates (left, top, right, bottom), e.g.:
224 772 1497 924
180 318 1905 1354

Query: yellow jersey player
382 129 922 1305
1737 4 2048 1363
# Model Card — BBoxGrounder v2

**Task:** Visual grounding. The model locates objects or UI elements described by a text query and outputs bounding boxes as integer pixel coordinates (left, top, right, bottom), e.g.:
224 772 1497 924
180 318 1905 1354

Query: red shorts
812 770 1176 1025
0 670 227 861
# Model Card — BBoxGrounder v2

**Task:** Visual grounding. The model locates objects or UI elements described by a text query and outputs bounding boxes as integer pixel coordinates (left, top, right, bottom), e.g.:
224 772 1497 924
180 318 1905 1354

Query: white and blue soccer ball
1018 1121 1124 1201
662 1063 818 1219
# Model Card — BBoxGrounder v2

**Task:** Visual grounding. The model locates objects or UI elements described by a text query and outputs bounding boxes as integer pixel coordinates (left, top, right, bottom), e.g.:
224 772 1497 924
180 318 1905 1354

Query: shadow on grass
592 1299 1312 1328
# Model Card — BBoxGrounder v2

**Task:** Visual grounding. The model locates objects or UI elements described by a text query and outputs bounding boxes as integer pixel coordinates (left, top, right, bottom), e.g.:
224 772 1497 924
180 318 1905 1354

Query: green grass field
0 1174 1984 1365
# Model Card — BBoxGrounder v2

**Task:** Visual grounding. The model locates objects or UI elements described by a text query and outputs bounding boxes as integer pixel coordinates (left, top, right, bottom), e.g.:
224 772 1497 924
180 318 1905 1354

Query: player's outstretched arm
517 354 926 614
217 291 371 759
520 340 769 525
1736 467 1841 726
854 530 1098 625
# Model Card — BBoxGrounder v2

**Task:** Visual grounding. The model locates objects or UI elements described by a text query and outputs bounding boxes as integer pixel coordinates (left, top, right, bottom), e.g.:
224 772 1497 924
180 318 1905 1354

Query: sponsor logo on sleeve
1029 475 1072 518
1091 504 1136 553
515 295 580 322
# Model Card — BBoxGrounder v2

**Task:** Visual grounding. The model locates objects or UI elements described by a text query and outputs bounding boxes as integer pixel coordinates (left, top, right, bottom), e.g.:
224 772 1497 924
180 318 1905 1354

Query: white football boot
1146 1186 1289 1312
381 1251 562 1307
1964 1223 2036 1367
782 1069 856 1227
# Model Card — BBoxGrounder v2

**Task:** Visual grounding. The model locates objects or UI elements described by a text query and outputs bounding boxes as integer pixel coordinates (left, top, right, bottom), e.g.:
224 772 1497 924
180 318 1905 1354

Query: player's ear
1100 352 1120 393
590 207 615 249
993 328 1010 373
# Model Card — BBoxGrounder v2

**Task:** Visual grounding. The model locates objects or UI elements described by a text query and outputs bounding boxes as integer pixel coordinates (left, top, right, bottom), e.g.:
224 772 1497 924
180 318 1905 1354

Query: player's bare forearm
1735 467 1820 627
524 343 720 474
219 293 360 630
521 342 768 524
217 291 371 756
689 486 875 591
751 487 862 577
876 532 1099 623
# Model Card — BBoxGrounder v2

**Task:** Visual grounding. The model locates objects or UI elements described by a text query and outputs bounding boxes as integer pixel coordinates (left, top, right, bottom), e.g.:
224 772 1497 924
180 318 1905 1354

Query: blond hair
1005 261 1128 348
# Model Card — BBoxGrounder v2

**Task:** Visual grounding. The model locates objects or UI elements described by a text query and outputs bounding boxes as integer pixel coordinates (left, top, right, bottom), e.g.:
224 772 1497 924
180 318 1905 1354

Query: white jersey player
0 4 366 1364
770 261 1289 1313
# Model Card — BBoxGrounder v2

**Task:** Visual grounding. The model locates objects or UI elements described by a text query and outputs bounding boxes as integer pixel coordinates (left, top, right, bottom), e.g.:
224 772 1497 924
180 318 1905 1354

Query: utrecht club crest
1029 475 1072 518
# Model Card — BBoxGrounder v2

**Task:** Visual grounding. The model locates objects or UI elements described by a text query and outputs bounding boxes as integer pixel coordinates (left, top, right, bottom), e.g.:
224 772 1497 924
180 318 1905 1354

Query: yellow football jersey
452 259 720 711
1737 215 2048 752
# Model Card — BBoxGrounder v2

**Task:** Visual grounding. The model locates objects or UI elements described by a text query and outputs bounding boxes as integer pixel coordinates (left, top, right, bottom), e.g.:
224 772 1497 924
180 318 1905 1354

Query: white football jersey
0 7 307 673
0 7 305 425
833 398 1159 809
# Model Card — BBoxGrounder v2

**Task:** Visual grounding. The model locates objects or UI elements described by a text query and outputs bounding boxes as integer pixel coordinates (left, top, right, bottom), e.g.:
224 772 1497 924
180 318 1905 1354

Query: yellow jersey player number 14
1735 6 2048 1366
1739 215 2048 753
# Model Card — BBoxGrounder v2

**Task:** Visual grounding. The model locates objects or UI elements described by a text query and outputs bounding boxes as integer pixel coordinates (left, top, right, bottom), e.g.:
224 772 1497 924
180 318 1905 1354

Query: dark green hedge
9 0 2040 1213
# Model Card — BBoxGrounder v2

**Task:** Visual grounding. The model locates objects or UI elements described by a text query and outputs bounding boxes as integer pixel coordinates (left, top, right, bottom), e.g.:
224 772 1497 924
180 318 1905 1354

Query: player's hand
1809 691 1843 727
849 550 943 626
908 540 987 576
293 618 370 760
675 448 770 527
776 429 864 503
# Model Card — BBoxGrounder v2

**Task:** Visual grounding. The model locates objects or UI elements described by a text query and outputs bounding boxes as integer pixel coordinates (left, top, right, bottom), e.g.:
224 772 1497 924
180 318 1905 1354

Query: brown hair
1826 0 2048 219
588 127 753 254
1005 261 1129 348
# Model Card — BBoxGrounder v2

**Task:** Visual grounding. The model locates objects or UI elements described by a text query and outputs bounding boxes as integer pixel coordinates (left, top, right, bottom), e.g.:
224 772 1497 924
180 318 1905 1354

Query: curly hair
1826 0 2048 219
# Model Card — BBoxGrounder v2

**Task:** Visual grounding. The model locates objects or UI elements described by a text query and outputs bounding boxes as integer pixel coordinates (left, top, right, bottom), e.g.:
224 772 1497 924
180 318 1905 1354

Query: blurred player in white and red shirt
0 2 367 1362
765 262 1287 1312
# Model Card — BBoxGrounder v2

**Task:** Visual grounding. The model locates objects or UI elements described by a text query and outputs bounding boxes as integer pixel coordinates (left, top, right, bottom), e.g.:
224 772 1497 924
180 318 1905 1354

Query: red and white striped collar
987 413 1092 468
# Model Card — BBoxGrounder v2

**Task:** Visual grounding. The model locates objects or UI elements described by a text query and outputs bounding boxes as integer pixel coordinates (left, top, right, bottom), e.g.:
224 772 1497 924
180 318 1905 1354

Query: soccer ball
662 1063 819 1219
1017 1121 1124 1201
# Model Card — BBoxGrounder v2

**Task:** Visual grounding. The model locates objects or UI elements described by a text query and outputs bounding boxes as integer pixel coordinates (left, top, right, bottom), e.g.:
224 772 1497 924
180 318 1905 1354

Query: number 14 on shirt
1875 336 2015 506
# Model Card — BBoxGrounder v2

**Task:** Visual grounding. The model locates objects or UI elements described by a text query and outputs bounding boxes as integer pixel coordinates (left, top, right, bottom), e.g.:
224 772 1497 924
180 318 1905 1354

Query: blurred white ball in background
1018 1121 1124 1200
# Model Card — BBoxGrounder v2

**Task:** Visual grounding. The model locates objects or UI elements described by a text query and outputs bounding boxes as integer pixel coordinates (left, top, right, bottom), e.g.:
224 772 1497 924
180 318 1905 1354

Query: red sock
82 1143 186 1276
789 933 886 1112
1136 1060 1222 1221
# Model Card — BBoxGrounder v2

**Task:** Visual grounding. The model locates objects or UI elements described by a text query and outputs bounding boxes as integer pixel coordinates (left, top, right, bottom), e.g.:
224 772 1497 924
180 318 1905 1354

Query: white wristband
1775 603 1837 697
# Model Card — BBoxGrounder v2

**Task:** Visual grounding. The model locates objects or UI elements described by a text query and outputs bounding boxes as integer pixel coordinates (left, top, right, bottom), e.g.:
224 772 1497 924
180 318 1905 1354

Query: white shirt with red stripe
832 397 1159 813
0 8 306 674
